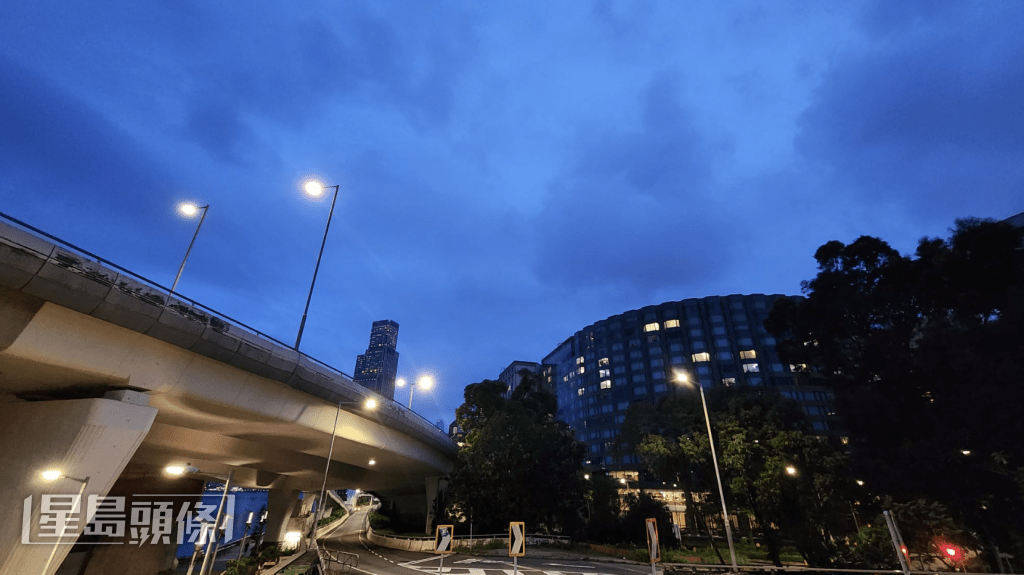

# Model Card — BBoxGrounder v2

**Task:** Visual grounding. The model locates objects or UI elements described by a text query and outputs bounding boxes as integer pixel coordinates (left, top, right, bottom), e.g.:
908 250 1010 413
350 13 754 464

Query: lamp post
294 181 341 350
310 397 378 549
166 465 235 575
237 511 254 560
395 375 433 409
172 202 209 293
40 470 90 575
674 371 738 571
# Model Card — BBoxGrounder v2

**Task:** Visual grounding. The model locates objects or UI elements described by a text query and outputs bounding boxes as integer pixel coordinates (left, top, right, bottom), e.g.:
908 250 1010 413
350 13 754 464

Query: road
317 507 660 575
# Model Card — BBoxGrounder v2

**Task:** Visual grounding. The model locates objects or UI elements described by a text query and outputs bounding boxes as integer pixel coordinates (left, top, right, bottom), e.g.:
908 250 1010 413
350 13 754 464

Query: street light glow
417 375 433 390
178 202 199 217
369 459 376 466
41 470 62 481
304 180 325 197
785 465 797 476
165 465 187 476
396 378 407 388
674 371 689 384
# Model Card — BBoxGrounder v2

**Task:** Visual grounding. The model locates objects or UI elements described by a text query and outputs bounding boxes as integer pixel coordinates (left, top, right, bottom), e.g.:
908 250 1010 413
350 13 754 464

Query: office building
353 319 400 399
542 294 839 472
498 360 542 398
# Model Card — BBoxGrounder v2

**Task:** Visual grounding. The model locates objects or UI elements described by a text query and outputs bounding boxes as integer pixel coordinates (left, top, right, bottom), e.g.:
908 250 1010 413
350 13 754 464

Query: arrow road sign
509 522 525 557
434 524 453 555
646 518 661 563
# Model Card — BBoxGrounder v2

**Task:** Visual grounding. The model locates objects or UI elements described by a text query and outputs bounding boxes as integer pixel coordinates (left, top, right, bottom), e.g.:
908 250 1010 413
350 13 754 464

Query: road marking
543 565 598 570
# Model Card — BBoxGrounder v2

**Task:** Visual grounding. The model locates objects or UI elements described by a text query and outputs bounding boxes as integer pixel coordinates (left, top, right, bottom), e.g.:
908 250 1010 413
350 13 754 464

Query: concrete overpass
0 215 457 574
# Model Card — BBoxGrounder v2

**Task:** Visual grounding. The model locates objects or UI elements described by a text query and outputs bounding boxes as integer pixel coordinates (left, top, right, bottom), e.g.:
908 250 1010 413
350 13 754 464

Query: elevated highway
0 215 457 574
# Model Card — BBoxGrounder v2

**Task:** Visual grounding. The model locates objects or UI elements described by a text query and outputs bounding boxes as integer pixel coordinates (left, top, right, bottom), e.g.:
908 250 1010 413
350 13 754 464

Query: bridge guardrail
0 211 454 454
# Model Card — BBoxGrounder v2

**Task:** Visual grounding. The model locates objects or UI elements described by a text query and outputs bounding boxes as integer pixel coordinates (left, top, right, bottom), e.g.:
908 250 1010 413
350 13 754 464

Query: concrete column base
0 397 157 575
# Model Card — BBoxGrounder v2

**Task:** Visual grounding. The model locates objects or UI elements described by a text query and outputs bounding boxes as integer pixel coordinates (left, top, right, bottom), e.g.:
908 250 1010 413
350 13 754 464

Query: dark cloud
532 73 742 297
796 3 1024 215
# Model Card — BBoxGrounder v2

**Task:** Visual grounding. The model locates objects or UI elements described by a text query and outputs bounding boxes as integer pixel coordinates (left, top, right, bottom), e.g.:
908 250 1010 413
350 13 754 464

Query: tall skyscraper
353 319 400 399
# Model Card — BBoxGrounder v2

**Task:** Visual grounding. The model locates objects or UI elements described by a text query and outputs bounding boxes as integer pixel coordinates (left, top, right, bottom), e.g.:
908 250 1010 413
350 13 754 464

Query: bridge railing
0 211 453 451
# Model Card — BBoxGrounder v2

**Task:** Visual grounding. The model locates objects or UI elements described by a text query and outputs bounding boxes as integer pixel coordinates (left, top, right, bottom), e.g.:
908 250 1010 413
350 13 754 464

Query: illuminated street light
40 470 90 575
172 202 209 293
311 397 378 549
165 464 234 575
294 180 341 350
674 371 738 571
396 375 434 409
785 465 798 476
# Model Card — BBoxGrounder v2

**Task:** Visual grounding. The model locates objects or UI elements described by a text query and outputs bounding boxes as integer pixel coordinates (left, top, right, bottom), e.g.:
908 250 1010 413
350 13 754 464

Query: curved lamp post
294 181 341 350
165 465 235 575
674 371 738 571
395 375 433 410
172 203 209 293
310 397 378 549
40 470 90 575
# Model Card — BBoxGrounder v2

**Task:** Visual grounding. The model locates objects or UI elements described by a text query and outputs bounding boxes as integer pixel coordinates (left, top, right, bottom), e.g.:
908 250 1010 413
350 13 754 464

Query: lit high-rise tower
353 319 400 399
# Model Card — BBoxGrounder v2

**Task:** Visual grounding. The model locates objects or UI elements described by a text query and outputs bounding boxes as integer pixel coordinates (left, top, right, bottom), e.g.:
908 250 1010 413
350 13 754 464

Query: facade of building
353 319 400 400
498 360 542 398
542 294 839 471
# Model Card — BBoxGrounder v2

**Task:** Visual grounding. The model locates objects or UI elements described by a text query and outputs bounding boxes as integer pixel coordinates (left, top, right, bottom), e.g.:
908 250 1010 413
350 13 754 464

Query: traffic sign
434 524 454 555
646 518 661 563
509 522 525 557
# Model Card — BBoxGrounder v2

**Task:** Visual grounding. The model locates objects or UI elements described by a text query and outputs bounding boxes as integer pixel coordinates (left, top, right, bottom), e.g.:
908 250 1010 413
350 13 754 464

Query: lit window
599 358 609 366
789 363 808 372
722 377 736 386
743 363 760 373
576 356 585 365
600 380 612 389
599 369 611 377
692 352 711 362
665 319 680 328
740 350 757 359
579 366 586 374
577 388 585 396
644 322 660 332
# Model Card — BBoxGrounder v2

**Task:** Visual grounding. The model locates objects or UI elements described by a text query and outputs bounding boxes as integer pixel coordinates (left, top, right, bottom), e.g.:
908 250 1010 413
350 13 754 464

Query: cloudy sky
1 1 1021 429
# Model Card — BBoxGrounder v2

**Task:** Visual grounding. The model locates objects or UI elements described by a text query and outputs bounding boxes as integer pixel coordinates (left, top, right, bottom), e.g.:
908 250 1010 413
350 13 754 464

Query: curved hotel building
541 294 838 471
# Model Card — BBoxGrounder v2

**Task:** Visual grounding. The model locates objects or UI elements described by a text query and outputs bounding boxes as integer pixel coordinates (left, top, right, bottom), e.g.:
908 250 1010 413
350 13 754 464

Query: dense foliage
765 217 1024 567
448 373 587 535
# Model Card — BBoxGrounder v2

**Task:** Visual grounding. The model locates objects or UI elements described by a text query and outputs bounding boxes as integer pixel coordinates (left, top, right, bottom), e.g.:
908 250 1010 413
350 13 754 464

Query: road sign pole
438 554 444 575
514 555 518 575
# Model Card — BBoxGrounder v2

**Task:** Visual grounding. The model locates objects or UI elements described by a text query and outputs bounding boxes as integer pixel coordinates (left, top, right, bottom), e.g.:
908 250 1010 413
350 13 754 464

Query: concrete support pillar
424 476 449 533
0 396 157 575
262 489 301 547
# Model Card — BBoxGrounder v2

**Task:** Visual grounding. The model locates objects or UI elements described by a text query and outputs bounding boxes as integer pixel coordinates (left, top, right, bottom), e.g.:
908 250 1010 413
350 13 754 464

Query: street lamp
294 180 341 350
165 464 235 575
172 202 210 293
40 470 90 575
311 397 378 549
395 375 433 409
674 371 738 571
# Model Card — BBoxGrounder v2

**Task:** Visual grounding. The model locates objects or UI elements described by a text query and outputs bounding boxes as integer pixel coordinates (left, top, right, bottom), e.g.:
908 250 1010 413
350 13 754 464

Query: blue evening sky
1 1 1021 429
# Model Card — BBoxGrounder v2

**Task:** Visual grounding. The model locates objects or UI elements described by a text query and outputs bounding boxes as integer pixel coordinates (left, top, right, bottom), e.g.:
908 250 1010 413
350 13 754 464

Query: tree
449 374 586 535
766 217 1024 567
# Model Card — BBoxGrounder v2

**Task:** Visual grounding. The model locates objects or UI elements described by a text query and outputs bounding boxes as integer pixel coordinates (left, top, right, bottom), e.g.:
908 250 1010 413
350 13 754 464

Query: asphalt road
318 508 661 575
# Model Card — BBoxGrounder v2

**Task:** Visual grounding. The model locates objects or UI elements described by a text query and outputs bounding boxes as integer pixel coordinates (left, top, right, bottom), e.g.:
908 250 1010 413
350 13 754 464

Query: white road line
544 564 598 570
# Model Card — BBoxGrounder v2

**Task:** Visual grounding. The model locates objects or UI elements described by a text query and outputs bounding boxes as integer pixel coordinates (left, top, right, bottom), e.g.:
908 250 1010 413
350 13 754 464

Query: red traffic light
938 542 963 562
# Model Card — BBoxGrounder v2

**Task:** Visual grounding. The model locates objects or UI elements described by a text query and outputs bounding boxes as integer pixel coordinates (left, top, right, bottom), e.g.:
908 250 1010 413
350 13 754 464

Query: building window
652 371 665 380
576 356 585 365
650 358 663 367
790 363 808 372
718 351 733 361
632 374 645 383
697 366 711 375
670 355 684 364
579 366 586 374
743 363 760 373
599 369 611 378
618 401 630 410
653 383 668 393
665 319 680 328
771 363 785 372
644 322 660 332
722 377 736 386
689 328 703 337
713 326 727 335
715 338 729 348
631 362 644 371
612 354 624 362
740 350 757 359
611 343 624 351
634 386 647 395
692 352 711 362
599 357 610 366
602 404 613 413
739 337 753 346
711 314 724 323
600 380 612 389
692 340 706 350
669 343 683 352
615 377 627 385
614 366 626 374
630 350 643 359
577 388 585 396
